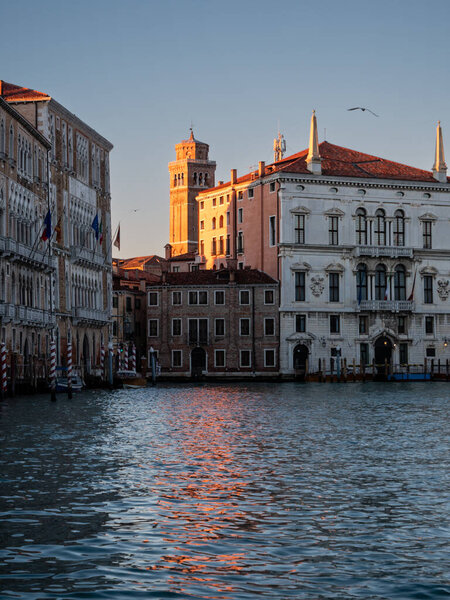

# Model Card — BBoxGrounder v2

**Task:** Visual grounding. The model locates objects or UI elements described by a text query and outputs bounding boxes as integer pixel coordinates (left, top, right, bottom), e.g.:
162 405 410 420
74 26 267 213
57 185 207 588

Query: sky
1 0 449 258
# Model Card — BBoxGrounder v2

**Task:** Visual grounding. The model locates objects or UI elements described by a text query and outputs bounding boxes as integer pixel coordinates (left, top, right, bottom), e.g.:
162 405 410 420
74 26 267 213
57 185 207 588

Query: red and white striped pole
50 338 56 401
100 345 105 378
1 342 7 400
131 343 136 372
124 344 129 370
67 341 72 399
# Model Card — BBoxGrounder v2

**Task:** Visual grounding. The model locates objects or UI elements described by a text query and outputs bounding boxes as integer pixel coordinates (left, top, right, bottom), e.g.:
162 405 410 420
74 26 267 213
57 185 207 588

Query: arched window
356 263 368 302
393 210 405 246
9 125 14 159
374 209 386 246
204 173 209 186
0 119 5 154
173 174 177 187
375 264 386 300
219 215 224 228
212 217 216 230
193 172 197 185
394 265 406 300
356 208 367 245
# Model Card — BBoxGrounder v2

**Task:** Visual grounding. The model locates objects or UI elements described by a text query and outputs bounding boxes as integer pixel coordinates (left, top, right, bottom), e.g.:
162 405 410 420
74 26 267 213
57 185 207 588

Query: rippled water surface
0 383 448 599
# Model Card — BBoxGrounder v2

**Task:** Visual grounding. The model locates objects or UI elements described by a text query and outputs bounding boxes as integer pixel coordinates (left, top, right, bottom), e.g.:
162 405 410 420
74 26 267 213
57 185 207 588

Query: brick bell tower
169 129 216 256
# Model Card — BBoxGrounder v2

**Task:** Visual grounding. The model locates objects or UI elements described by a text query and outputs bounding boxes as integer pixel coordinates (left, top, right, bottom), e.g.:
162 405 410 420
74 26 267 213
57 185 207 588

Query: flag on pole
91 214 99 241
384 274 391 301
99 220 103 245
407 269 417 302
113 224 120 251
41 210 52 241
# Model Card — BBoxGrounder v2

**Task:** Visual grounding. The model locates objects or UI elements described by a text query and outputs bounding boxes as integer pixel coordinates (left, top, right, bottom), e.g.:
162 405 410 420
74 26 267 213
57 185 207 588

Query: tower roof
180 128 207 145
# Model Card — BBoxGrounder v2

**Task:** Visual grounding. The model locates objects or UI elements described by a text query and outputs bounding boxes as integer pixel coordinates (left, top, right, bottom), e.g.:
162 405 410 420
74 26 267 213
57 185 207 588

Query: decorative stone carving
310 275 324 297
437 279 449 301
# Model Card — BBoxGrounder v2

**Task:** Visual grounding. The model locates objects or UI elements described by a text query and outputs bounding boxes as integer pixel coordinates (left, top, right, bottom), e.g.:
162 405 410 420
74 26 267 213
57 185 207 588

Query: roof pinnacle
306 110 322 175
432 121 447 182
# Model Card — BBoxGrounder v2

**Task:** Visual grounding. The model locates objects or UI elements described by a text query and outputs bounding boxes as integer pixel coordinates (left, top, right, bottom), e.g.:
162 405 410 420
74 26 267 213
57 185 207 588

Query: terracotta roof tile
147 269 277 287
0 80 51 102
199 142 445 194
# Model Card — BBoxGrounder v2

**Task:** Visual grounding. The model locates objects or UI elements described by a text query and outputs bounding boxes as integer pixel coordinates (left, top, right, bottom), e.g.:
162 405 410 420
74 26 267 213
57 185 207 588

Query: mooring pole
108 341 114 388
1 343 7 400
50 338 56 401
67 340 73 400
150 346 156 386
100 344 105 382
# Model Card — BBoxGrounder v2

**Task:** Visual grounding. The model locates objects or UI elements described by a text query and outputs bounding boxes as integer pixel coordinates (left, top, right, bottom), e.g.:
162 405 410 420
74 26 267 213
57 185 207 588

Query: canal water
0 383 448 599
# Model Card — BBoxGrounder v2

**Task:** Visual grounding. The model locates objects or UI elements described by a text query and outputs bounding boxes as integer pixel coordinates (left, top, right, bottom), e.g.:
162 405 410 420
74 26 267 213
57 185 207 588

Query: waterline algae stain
0 383 448 599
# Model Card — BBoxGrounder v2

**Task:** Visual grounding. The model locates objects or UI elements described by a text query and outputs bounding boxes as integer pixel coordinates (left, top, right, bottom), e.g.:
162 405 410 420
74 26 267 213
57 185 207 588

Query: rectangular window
398 316 406 334
126 297 132 311
212 198 216 206
360 343 369 365
148 319 158 337
240 318 250 336
295 314 306 332
188 291 208 305
215 349 226 368
330 315 340 334
199 291 207 304
188 318 208 344
423 221 432 249
295 272 305 302
113 296 118 308
238 191 243 200
425 316 434 335
237 231 244 253
264 318 275 336
188 291 198 305
219 196 224 205
219 236 224 254
269 215 276 246
172 291 182 305
212 237 217 255
200 201 204 210
200 240 205 255
173 266 180 272
426 347 436 357
226 235 230 255
200 220 205 230
329 273 340 302
226 212 230 225
424 276 433 304
264 349 276 367
148 291 159 306
172 318 182 336
239 290 250 305
359 315 368 335
135 298 141 309
329 216 339 245
215 290 225 305
191 265 199 272
215 318 225 336
248 188 254 198
399 343 408 365
295 214 305 244
238 208 243 223
264 289 274 304
270 182 276 193
172 350 182 368
240 349 251 367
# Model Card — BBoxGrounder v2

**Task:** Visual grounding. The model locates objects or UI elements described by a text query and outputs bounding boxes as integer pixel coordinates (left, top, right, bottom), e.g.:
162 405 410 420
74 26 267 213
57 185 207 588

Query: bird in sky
347 107 379 117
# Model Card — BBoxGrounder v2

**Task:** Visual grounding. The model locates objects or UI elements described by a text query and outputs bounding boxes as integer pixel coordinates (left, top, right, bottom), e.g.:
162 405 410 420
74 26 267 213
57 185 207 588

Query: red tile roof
169 251 197 262
147 269 277 286
118 255 166 269
199 141 445 194
0 80 51 102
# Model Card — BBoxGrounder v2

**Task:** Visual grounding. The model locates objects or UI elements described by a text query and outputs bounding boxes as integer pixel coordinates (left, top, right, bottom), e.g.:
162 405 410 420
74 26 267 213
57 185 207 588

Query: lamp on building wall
444 338 448 348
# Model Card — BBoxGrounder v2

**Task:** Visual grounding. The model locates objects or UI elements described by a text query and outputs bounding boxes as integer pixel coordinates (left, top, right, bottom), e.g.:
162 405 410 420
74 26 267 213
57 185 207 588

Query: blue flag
41 210 51 242
91 214 99 241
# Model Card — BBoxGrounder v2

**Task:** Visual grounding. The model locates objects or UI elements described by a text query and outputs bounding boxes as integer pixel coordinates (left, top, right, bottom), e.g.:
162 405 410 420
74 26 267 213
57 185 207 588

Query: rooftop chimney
230 169 237 184
164 243 172 260
306 110 322 175
432 121 447 183
258 161 265 177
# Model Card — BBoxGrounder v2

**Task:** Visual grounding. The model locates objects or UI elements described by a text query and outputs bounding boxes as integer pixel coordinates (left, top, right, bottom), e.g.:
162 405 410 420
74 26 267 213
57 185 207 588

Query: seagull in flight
347 107 379 117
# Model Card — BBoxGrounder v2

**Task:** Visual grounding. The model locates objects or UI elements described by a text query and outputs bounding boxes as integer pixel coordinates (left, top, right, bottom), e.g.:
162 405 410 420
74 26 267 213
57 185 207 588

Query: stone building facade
191 113 450 375
0 96 54 368
1 80 113 372
146 270 279 378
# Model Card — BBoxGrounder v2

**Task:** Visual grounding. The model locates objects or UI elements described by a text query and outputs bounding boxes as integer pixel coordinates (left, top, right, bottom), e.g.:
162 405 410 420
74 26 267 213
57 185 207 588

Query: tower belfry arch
168 129 216 256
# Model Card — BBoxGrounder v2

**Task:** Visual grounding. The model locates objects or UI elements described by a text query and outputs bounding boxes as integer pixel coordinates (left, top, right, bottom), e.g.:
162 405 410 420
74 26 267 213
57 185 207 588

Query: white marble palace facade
279 113 450 374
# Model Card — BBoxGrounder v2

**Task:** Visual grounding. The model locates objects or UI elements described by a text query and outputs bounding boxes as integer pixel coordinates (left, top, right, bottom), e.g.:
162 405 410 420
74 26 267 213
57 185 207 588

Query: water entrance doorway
191 347 206 378
293 344 309 380
374 336 392 377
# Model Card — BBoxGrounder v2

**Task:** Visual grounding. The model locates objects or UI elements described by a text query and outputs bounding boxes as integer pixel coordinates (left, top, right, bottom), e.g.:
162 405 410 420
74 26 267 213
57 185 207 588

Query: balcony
0 303 16 319
359 300 414 312
0 237 55 270
70 246 106 269
14 306 56 326
72 307 109 323
355 245 413 258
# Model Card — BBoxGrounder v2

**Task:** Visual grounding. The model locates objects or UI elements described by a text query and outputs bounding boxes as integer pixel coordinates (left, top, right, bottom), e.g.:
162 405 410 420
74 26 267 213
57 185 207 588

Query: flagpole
103 222 120 266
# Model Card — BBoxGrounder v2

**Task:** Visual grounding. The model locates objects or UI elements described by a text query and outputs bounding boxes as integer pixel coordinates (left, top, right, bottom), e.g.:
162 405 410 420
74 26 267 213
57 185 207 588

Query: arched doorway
293 344 309 372
191 347 206 378
374 336 392 374
23 338 30 379
82 334 90 375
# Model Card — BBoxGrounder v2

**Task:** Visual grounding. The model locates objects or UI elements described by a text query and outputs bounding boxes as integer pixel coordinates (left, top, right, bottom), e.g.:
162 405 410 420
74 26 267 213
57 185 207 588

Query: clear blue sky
1 0 449 257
